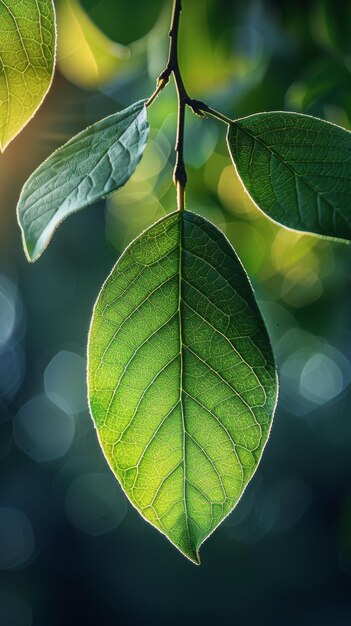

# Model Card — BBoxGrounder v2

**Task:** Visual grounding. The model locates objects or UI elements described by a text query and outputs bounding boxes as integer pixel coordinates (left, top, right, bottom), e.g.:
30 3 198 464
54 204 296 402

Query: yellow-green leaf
0 0 56 151
88 210 278 564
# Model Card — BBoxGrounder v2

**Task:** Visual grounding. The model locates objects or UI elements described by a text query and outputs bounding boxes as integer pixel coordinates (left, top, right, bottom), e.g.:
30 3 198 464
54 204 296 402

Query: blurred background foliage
1 0 351 624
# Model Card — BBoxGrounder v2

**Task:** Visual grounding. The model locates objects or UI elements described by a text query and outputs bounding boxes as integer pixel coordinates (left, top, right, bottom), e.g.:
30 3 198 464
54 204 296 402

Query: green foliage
88 210 277 563
228 113 351 242
0 0 56 150
4 0 351 564
17 101 149 261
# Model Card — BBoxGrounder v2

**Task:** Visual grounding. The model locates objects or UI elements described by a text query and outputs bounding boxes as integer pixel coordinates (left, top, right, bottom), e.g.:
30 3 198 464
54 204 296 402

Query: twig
146 0 234 210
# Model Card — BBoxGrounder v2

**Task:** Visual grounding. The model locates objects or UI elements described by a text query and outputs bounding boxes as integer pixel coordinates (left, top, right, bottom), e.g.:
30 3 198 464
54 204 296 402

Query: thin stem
176 181 186 212
146 77 169 108
174 74 187 199
187 99 233 125
145 0 190 209
146 0 234 211
165 0 188 101
165 0 188 208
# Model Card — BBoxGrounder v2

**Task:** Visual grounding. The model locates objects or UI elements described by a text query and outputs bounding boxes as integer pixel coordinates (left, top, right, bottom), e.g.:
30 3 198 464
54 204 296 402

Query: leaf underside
228 112 351 242
88 210 277 563
17 100 149 261
0 0 56 150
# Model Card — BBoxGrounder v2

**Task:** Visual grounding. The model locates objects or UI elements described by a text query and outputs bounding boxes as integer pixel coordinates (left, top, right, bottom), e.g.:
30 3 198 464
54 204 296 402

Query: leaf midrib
22 106 144 219
178 214 192 549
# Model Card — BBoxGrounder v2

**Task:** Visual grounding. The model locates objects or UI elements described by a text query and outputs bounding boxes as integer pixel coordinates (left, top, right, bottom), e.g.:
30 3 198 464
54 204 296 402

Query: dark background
1 0 351 623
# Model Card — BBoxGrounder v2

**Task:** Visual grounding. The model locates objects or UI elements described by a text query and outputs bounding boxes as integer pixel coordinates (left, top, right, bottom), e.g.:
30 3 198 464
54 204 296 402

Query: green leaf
88 210 277 564
0 0 56 151
17 100 149 261
227 112 351 242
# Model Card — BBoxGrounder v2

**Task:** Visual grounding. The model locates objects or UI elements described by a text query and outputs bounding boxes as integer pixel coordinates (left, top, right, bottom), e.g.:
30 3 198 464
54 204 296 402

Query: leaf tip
17 205 40 263
21 232 37 263
0 136 8 153
190 553 201 566
179 544 201 565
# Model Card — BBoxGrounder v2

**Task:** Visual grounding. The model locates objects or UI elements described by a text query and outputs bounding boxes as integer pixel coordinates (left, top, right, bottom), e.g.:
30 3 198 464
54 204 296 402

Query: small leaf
227 112 351 242
88 210 278 564
0 0 56 150
17 101 149 261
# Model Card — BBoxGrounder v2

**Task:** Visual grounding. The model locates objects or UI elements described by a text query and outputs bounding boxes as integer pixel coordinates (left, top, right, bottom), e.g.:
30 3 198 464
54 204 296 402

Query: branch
146 0 188 209
146 0 234 210
163 0 188 208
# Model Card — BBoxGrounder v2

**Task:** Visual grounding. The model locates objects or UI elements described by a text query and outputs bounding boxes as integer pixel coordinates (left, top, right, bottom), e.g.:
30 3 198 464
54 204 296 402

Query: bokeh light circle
0 508 35 570
14 395 75 462
65 472 128 536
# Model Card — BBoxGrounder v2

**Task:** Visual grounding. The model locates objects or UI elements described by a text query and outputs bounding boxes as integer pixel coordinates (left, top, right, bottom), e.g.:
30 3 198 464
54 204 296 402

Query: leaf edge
0 0 58 152
16 100 149 262
86 208 279 564
227 111 351 246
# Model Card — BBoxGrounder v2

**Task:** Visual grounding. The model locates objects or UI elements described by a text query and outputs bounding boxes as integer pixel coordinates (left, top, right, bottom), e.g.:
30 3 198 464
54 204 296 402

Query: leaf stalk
146 0 234 211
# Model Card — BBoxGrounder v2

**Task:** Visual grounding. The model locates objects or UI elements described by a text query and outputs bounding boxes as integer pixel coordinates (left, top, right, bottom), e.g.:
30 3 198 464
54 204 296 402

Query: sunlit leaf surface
0 0 56 150
228 112 351 242
88 210 277 563
17 100 149 261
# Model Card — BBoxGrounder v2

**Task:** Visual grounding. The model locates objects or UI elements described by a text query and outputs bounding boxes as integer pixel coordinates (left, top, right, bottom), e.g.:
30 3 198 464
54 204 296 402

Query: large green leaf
227 112 351 242
17 100 149 261
88 210 277 564
0 0 56 150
